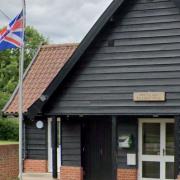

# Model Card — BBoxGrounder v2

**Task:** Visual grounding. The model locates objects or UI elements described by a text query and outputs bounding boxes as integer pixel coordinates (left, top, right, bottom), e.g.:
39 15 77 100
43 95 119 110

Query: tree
24 26 48 67
0 26 48 111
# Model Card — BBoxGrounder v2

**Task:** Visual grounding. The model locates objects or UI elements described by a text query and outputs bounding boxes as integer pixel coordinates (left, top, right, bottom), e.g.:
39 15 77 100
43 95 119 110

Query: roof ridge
41 43 79 48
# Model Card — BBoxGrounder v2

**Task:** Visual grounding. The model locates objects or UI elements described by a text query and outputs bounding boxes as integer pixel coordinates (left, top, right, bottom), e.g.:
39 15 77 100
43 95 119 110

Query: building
3 44 77 174
3 0 180 179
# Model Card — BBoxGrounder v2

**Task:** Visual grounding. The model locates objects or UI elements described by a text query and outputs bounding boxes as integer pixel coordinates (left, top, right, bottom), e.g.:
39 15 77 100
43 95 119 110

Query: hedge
0 118 19 141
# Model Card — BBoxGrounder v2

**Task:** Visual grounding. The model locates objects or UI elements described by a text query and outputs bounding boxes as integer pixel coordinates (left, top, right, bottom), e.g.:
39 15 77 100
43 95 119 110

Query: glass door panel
166 123 174 156
143 123 160 155
142 161 160 178
141 123 161 179
165 122 175 180
139 119 175 180
166 162 175 179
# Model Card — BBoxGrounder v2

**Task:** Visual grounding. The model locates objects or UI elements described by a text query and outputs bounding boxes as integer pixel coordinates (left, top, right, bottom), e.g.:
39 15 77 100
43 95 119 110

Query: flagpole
19 0 26 179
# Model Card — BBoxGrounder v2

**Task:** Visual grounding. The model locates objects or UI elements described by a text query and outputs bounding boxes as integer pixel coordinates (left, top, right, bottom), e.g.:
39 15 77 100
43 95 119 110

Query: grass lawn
0 140 19 145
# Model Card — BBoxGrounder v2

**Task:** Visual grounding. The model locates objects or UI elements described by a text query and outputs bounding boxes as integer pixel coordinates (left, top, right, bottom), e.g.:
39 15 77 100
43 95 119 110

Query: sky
0 0 112 44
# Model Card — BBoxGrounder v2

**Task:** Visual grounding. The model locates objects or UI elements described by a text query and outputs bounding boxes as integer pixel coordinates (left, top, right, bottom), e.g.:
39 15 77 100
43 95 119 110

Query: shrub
0 118 19 141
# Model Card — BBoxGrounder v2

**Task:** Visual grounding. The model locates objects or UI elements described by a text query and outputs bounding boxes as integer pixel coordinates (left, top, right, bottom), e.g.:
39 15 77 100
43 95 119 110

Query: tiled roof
3 43 78 115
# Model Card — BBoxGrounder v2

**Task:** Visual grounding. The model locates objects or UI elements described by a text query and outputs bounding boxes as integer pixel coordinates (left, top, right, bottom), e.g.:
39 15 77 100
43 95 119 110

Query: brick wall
24 159 48 173
117 168 137 180
0 144 19 180
60 166 83 180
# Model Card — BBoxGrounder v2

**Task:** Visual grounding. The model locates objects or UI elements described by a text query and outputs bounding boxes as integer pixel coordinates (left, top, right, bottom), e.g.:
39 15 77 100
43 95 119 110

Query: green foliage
0 26 48 111
0 26 48 141
24 26 48 68
0 91 10 111
0 118 19 141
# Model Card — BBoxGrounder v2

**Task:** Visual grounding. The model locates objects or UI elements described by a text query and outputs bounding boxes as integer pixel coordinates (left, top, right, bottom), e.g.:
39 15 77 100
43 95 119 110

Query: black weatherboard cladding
173 0 180 8
117 117 138 168
61 118 81 166
45 0 180 115
25 119 47 160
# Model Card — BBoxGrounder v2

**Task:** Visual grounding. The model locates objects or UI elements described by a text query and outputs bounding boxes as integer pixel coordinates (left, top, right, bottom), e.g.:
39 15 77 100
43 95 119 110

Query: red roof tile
3 43 78 114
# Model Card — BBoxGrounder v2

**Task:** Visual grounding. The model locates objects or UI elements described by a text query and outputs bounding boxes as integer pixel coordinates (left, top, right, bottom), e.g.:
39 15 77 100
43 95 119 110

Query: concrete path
23 173 59 180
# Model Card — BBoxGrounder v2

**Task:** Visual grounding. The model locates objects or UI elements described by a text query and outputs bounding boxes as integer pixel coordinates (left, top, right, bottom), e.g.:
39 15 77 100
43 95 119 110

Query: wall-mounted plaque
133 92 165 102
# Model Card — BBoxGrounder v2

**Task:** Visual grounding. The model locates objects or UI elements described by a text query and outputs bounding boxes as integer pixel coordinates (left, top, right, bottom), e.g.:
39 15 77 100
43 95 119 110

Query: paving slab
23 173 59 180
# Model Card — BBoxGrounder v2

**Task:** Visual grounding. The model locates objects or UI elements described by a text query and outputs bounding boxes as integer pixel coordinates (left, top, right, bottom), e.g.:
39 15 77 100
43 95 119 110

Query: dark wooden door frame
175 115 180 178
51 116 58 178
112 116 117 180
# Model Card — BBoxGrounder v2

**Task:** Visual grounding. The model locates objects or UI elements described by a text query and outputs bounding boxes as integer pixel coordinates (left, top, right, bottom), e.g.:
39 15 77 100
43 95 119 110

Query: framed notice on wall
133 92 166 102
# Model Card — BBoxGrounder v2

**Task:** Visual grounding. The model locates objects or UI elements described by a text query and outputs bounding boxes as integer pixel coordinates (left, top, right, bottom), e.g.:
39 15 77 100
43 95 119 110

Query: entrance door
48 118 61 172
83 118 112 180
139 118 175 180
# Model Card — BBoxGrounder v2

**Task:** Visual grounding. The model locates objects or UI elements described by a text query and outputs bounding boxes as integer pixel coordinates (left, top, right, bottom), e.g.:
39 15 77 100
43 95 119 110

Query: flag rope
0 8 10 20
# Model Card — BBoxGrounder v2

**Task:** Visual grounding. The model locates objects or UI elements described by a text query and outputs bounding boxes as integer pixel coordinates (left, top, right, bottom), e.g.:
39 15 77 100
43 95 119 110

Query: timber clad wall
25 119 47 160
117 117 138 168
46 0 180 115
61 119 81 166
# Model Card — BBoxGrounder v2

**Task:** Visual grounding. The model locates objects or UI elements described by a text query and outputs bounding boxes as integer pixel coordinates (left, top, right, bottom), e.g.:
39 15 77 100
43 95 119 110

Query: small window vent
108 40 115 47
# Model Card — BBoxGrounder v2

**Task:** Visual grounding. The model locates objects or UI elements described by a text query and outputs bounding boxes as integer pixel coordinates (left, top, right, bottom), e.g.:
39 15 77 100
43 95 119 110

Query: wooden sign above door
133 92 166 102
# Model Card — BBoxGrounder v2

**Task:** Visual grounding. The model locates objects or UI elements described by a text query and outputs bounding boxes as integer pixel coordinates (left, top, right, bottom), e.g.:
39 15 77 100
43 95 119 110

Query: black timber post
112 116 117 180
52 116 58 178
175 115 180 179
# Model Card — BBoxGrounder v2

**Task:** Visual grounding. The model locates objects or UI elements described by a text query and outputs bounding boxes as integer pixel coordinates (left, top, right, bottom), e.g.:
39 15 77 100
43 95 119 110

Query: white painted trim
142 178 160 180
48 117 61 173
48 118 52 172
138 118 175 180
138 118 174 123
57 117 61 171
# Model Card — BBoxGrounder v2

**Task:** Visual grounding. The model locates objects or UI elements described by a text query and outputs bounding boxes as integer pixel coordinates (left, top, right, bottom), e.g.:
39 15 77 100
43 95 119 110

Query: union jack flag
0 11 23 51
